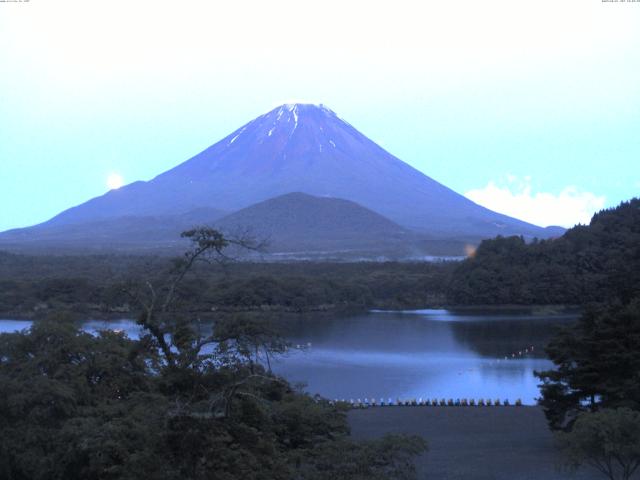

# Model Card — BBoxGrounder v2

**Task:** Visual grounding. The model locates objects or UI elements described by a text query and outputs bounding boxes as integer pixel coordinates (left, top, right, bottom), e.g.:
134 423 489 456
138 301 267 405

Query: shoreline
0 303 581 322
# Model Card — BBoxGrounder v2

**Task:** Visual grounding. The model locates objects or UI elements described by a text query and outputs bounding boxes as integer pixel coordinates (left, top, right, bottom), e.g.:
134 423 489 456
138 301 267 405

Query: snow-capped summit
14 103 560 241
226 103 341 149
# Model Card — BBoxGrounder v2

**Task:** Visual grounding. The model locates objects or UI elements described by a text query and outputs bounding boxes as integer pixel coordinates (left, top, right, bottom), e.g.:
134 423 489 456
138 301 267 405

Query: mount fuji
0 104 562 256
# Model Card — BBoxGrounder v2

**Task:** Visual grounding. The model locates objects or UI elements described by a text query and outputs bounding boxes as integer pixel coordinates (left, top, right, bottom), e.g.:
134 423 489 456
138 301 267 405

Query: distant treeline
448 198 640 305
3 198 637 317
0 255 454 317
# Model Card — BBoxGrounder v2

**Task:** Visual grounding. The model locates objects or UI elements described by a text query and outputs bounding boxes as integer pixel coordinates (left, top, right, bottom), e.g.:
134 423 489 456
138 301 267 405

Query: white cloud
465 176 606 228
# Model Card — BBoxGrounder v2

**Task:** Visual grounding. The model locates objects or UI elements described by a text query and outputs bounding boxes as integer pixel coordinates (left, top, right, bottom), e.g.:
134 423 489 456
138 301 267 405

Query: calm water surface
0 310 576 404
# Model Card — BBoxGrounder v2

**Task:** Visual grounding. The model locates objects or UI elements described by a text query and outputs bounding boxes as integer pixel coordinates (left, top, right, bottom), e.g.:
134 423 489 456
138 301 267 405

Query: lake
0 309 576 405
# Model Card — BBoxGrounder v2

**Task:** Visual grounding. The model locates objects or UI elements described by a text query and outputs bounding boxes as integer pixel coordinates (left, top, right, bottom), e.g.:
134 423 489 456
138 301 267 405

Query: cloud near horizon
465 176 606 228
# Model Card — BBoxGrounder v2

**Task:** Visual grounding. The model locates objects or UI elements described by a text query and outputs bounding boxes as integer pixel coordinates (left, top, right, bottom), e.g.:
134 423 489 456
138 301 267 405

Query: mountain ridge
0 103 564 256
40 104 554 236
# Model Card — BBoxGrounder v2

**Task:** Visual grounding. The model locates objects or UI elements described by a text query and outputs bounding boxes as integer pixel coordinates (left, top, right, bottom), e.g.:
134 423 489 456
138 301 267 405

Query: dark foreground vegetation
0 318 425 480
1 200 639 479
533 297 640 479
0 229 426 480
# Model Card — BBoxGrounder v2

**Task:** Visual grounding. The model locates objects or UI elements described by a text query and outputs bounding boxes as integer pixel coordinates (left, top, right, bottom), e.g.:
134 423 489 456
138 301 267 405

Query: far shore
0 303 581 322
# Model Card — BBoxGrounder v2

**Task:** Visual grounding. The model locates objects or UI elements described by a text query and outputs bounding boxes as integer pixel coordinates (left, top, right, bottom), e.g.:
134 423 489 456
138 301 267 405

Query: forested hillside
447 198 640 305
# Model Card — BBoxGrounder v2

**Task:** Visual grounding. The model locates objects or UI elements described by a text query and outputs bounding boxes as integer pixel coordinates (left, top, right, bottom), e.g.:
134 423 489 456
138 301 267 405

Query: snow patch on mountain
228 126 246 145
31 102 562 244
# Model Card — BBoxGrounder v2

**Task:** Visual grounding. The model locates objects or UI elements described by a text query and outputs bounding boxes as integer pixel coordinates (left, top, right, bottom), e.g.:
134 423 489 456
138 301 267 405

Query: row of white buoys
500 345 535 361
332 398 523 407
458 346 537 374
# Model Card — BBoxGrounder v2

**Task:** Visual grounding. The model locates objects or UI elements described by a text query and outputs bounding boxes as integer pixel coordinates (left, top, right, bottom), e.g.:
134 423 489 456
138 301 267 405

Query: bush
557 408 640 480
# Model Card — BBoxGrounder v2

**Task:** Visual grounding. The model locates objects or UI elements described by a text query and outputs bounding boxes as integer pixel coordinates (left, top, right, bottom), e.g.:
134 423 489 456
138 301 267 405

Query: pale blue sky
1 0 639 230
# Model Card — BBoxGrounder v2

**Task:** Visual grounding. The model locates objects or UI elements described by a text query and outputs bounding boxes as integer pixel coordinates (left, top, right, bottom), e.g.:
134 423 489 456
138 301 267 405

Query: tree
213 314 288 373
447 198 640 306
0 315 161 480
0 228 428 479
557 408 640 480
535 299 640 430
0 312 427 480
125 227 263 369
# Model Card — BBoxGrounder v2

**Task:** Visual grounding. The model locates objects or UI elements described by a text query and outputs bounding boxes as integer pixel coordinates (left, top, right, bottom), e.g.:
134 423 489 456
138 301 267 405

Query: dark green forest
448 198 640 306
489 199 640 472
440 199 640 477
0 255 453 318
0 318 426 480
536 298 640 430
442 199 640 439
1 200 640 478
0 230 427 480
2 199 639 321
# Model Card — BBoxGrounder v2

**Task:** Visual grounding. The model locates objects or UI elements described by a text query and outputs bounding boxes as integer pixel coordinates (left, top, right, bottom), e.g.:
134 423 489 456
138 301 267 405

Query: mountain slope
32 104 559 240
214 192 411 254
0 208 227 253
